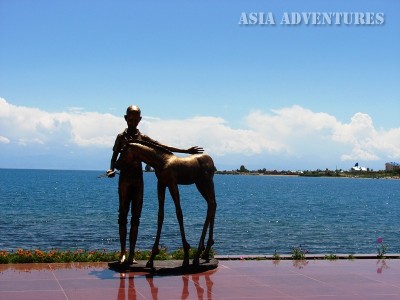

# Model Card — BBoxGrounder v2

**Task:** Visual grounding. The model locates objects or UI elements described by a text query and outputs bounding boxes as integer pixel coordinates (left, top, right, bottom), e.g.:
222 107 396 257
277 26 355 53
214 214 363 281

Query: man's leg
128 181 143 264
118 182 131 263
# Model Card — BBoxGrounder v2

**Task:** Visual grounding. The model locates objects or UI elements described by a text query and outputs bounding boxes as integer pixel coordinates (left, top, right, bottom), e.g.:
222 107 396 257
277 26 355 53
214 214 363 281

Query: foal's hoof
192 258 200 266
182 258 189 267
146 260 154 268
127 258 138 265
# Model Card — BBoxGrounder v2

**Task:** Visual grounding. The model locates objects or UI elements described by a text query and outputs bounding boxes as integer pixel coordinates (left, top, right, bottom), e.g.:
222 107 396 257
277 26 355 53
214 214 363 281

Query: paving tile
136 284 214 300
0 290 67 300
0 259 399 300
65 288 138 300
0 279 61 292
341 282 400 297
0 264 54 280
211 284 289 299
58 277 122 290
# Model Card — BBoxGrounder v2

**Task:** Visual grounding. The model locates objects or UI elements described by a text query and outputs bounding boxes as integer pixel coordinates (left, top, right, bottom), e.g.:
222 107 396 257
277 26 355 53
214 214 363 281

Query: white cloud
1 97 399 169
332 113 400 161
0 97 124 148
244 106 338 155
0 136 10 144
244 106 400 162
141 116 284 156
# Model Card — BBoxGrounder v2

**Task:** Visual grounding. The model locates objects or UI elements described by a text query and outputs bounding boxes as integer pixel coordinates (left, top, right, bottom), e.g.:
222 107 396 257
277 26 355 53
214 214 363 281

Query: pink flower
377 237 383 244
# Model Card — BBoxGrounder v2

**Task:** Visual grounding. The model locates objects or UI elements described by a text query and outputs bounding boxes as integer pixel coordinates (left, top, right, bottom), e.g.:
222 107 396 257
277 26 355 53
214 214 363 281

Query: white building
351 166 368 171
385 162 400 171
350 163 367 171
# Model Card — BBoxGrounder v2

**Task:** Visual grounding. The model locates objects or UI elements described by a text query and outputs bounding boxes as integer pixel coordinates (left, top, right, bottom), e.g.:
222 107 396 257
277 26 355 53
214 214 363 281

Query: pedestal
108 259 218 275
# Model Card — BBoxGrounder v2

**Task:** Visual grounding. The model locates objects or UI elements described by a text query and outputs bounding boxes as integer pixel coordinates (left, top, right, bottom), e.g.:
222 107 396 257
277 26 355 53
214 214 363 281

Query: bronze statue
119 140 217 267
107 105 203 265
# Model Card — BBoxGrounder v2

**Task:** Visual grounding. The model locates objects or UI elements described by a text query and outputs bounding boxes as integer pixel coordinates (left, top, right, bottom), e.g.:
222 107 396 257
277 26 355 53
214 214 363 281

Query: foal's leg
194 178 217 265
168 184 190 266
146 182 166 268
203 194 216 260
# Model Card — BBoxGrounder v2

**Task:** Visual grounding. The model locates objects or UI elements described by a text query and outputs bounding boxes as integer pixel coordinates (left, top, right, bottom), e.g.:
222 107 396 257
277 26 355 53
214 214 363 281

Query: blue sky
0 0 399 171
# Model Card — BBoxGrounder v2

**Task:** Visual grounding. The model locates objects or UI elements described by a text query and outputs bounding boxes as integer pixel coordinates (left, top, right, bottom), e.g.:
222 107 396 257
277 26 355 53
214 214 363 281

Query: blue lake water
0 169 399 255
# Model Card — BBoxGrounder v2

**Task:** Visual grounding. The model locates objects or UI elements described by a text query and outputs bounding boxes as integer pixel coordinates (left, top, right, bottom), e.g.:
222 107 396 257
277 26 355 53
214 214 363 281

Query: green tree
239 165 249 172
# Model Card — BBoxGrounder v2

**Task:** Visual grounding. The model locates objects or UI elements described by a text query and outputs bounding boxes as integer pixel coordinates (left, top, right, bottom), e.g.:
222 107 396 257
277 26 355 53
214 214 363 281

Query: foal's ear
120 144 128 153
121 143 134 153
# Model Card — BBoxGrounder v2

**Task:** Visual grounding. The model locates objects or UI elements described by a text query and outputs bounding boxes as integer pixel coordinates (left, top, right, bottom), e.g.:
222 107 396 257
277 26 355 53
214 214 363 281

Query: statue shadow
113 270 217 300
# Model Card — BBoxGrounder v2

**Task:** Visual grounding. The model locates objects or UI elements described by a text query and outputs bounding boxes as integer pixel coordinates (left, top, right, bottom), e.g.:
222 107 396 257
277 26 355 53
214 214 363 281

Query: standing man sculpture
107 105 203 264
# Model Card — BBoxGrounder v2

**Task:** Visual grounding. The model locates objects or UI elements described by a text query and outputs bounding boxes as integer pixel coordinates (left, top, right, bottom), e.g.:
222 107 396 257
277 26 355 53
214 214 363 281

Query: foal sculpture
119 140 217 267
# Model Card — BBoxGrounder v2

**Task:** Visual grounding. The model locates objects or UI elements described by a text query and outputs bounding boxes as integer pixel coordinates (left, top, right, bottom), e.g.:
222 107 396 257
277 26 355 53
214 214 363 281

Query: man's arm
107 151 119 177
166 145 204 154
107 134 122 177
141 135 203 154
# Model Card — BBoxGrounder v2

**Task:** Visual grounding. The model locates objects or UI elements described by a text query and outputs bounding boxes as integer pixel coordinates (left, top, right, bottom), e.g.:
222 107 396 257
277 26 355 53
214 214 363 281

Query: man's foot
127 258 138 265
119 253 127 264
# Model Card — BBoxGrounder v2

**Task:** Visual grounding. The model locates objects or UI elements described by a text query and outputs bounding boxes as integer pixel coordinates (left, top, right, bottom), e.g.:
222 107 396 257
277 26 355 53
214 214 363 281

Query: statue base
108 259 218 275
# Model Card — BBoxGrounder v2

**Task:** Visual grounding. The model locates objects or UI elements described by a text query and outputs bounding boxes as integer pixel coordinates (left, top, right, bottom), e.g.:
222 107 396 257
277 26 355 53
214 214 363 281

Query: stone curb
215 253 400 260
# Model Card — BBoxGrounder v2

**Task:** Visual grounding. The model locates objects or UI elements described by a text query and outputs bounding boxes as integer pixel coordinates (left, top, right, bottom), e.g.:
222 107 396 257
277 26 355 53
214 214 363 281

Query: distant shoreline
214 170 400 179
1 167 399 180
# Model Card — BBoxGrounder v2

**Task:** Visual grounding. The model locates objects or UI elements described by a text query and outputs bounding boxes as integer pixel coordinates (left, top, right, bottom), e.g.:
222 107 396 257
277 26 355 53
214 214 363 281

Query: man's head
126 105 141 116
124 105 142 129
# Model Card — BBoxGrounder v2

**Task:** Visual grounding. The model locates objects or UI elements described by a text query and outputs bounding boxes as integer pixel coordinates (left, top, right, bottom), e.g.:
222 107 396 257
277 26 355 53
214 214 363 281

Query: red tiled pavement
0 259 399 299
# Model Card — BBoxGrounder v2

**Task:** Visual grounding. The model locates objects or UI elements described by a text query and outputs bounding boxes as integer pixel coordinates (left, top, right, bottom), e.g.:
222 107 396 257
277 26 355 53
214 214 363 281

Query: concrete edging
215 253 400 260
